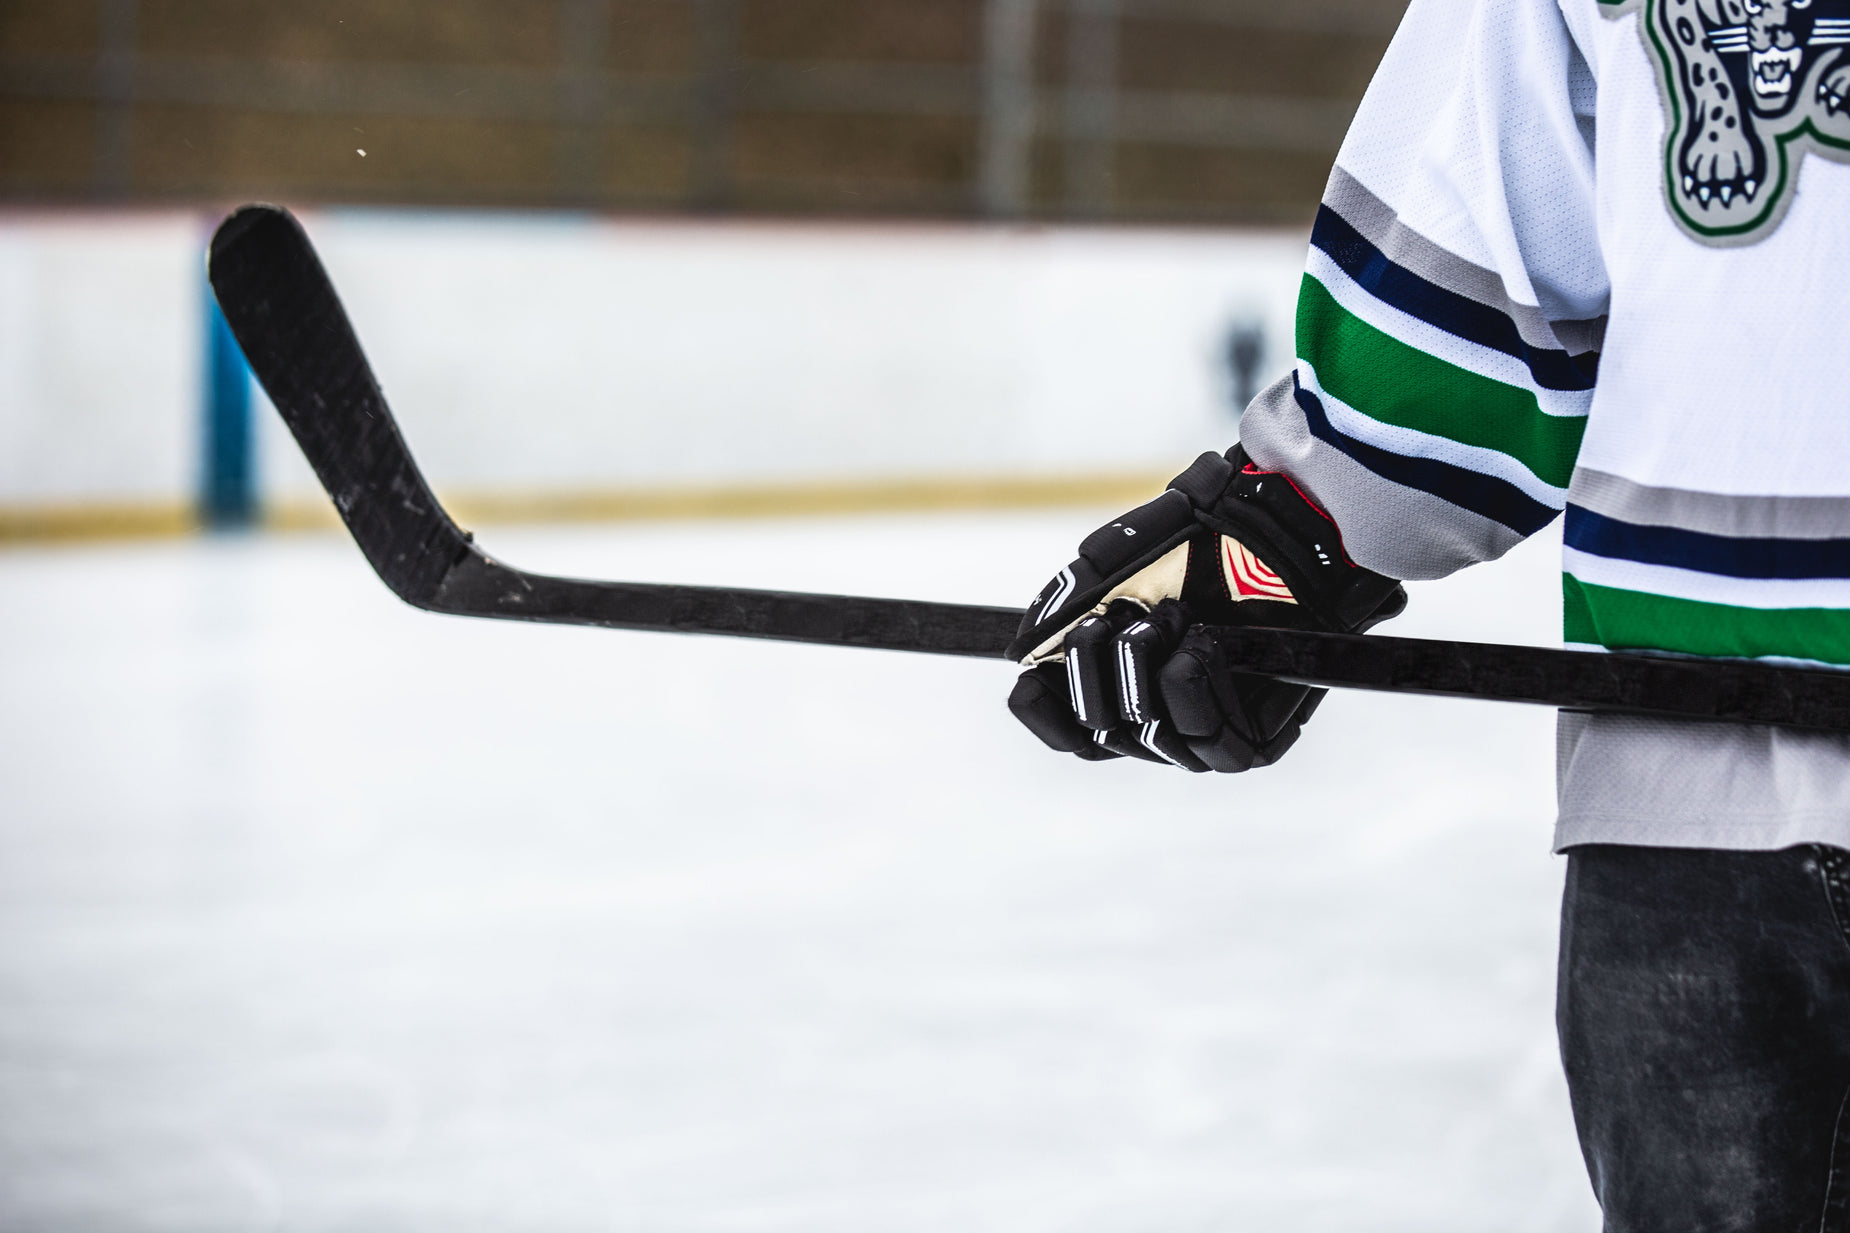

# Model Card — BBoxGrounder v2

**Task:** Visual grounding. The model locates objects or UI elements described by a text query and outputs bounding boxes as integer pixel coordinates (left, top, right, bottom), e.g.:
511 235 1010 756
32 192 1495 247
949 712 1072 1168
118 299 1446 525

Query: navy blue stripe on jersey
1311 205 1600 393
1294 376 1559 535
1566 505 1850 579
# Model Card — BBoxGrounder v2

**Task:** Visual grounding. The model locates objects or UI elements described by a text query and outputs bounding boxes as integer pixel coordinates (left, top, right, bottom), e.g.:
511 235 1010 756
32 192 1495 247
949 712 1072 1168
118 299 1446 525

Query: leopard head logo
1604 0 1850 243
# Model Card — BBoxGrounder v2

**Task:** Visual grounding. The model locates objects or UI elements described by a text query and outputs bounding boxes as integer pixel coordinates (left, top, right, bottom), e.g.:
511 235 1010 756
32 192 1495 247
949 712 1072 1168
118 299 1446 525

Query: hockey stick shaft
206 204 1850 731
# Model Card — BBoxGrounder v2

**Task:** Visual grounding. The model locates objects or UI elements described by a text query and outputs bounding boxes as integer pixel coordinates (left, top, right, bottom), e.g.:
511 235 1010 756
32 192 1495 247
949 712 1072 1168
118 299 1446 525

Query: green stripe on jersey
1297 274 1587 489
1564 575 1850 665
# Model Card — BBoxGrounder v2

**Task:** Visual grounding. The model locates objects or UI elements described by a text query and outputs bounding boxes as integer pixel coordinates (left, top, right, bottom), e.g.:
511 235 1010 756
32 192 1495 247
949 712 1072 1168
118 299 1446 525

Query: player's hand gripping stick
1006 447 1408 771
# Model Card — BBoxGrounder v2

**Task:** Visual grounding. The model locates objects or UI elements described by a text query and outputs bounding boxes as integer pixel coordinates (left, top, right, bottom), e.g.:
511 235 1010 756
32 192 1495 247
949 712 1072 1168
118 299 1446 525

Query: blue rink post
202 286 255 528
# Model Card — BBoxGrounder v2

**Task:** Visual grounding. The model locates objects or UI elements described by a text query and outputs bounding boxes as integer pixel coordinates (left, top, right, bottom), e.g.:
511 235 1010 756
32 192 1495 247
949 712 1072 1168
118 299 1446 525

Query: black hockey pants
1558 844 1850 1233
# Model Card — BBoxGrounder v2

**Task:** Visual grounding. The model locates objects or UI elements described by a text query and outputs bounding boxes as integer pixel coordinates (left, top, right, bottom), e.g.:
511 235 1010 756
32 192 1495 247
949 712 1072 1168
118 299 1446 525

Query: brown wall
0 0 1406 224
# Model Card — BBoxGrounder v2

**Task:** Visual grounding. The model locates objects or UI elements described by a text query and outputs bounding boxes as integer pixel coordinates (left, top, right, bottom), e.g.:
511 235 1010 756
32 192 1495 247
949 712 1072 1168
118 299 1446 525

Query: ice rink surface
0 508 1598 1232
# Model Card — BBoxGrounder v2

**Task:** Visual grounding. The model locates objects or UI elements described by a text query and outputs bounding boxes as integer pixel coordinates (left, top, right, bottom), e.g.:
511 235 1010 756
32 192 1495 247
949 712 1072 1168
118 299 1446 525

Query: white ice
0 509 1597 1232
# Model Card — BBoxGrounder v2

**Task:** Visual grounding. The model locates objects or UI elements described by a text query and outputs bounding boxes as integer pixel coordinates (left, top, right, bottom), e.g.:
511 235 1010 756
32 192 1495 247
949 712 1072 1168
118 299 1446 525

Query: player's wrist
1186 445 1406 634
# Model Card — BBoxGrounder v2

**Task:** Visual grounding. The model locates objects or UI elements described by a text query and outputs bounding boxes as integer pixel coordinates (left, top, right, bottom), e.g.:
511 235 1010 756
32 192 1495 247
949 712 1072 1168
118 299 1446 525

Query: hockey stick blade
208 203 1850 732
207 203 1018 658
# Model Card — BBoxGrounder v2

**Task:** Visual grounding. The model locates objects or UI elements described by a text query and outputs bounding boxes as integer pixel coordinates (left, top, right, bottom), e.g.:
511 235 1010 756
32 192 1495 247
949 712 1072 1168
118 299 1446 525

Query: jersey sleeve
1238 0 1607 582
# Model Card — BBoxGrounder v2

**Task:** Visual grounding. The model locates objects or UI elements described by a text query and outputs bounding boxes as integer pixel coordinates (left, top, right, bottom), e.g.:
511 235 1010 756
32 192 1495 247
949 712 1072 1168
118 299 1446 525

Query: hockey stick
207 203 1850 732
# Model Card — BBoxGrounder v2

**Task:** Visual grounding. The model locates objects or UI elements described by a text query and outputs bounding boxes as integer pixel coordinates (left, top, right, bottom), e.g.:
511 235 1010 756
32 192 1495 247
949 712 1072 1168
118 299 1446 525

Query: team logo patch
1221 536 1297 603
1603 0 1850 244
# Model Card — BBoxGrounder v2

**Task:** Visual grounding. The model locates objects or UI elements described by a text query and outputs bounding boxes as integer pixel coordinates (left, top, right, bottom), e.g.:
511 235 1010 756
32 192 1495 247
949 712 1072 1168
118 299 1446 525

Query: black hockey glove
1005 446 1406 772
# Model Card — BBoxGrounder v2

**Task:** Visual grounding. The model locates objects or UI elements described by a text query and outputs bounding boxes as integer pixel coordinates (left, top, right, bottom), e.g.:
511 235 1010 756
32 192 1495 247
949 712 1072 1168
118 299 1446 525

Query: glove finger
1244 723 1302 770
1007 663 1096 753
1162 629 1319 737
1227 677 1321 745
1096 725 1173 765
1126 719 1211 772
1044 603 1201 768
1190 684 1326 771
1160 636 1319 774
1243 689 1325 768
1157 642 1224 738
1296 688 1327 725
1113 601 1190 725
1184 728 1263 774
1063 615 1118 730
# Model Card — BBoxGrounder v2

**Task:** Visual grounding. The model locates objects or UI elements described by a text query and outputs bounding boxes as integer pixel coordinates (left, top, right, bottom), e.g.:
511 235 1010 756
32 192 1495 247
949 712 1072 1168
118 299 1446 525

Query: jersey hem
1553 810 1850 854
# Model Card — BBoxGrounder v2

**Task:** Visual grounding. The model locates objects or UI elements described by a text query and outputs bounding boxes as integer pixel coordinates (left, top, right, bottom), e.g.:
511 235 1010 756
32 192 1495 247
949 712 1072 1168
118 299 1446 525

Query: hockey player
1009 0 1850 1224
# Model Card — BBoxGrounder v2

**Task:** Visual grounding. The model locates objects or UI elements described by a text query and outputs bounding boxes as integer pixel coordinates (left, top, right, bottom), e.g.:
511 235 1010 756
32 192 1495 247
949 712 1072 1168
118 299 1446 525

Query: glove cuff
1195 446 1405 633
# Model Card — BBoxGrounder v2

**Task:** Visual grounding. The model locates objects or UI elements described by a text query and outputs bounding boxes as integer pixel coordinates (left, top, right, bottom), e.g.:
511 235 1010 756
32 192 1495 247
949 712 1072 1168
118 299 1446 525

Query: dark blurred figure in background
1223 320 1266 417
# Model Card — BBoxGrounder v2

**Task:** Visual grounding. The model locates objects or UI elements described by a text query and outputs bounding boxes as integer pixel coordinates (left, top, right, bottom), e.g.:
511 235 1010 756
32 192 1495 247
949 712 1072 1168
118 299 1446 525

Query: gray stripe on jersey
1324 165 1607 360
1570 468 1850 540
1555 710 1850 853
1239 373 1524 581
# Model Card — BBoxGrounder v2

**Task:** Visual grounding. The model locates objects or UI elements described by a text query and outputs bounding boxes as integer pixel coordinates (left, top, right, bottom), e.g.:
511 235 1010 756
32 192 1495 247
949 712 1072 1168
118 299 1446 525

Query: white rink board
259 214 1302 500
0 210 1303 510
0 212 203 505
0 509 1597 1232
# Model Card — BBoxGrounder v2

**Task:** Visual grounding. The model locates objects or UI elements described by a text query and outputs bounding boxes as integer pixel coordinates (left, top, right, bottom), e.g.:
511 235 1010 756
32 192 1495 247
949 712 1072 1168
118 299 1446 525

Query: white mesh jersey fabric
1239 0 1850 851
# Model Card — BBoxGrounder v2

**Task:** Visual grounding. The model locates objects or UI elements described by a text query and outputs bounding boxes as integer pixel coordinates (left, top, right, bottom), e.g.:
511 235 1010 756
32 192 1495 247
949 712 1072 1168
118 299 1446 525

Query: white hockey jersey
1238 0 1850 850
